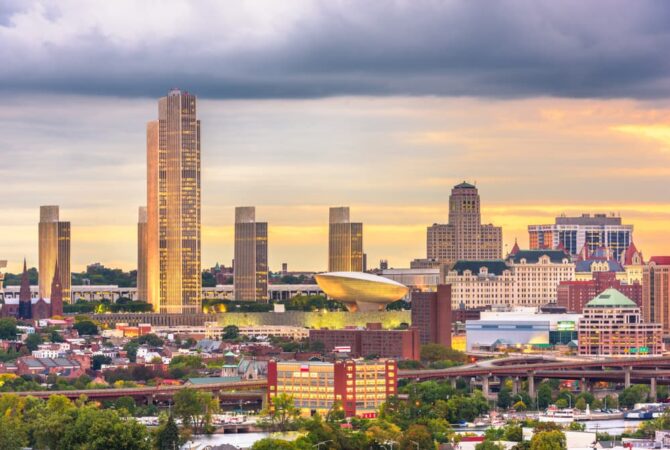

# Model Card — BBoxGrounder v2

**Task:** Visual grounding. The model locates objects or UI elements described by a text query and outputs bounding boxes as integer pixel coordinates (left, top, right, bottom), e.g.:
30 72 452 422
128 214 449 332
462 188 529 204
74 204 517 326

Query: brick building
411 284 452 347
557 271 642 313
267 359 397 418
309 323 420 360
643 257 670 335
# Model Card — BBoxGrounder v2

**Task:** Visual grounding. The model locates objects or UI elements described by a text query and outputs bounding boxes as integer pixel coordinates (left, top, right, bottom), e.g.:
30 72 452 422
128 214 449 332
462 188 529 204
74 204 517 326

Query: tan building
137 206 148 302
233 207 268 302
328 207 363 272
38 206 71 303
427 182 502 264
146 89 201 314
444 249 574 309
643 257 670 335
578 289 662 357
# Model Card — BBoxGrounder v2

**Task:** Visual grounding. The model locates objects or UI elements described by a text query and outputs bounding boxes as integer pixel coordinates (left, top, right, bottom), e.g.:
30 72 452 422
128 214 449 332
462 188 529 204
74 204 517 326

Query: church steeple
50 261 63 317
18 258 32 319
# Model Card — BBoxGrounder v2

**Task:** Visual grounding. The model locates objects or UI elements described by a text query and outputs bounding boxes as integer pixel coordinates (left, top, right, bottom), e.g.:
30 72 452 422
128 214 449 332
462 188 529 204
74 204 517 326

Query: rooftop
450 260 510 276
508 249 570 264
585 289 637 308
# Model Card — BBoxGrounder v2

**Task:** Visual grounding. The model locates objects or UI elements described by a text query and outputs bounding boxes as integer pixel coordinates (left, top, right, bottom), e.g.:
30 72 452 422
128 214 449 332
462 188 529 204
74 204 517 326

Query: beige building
328 207 363 272
38 206 71 303
444 250 574 309
643 257 670 335
427 182 502 264
137 207 148 302
234 207 268 302
146 89 201 314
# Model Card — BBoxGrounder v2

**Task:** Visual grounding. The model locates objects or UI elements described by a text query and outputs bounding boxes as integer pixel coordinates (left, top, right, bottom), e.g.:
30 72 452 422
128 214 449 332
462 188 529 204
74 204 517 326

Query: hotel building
234 207 268 302
444 249 574 309
642 257 670 335
146 89 201 314
528 213 633 262
578 289 662 357
427 182 502 264
38 206 71 303
267 359 397 418
328 207 363 272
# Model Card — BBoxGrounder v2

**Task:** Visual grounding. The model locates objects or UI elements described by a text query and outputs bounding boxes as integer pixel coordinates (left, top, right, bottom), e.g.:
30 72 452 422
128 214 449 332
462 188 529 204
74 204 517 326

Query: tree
619 385 649 409
400 424 434 450
260 393 300 432
309 340 325 353
174 388 219 434
0 414 28 450
73 320 98 336
530 430 566 450
0 318 17 340
574 398 587 411
222 325 240 340
114 396 136 415
554 399 568 409
537 383 553 409
420 343 466 363
498 386 513 409
24 333 42 351
91 355 112 371
476 442 506 450
155 414 180 450
137 333 163 347
503 424 523 442
251 438 299 450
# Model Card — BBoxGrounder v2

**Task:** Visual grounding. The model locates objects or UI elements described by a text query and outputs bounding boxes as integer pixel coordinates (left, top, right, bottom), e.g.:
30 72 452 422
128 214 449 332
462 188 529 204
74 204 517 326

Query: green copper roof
454 181 476 189
585 289 637 308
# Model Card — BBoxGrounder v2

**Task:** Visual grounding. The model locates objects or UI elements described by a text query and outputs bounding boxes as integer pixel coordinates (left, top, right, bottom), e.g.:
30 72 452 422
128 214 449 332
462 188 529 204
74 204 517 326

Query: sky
2 0 670 273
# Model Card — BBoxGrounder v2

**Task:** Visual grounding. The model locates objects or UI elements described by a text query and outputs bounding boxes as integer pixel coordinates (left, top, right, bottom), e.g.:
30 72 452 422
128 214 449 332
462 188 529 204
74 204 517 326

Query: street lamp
313 440 333 449
410 440 420 449
566 393 572 409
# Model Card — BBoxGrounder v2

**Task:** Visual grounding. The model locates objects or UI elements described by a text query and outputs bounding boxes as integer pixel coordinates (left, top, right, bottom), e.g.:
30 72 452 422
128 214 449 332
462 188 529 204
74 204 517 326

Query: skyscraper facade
137 206 148 302
234 207 268 302
38 206 71 303
643 257 670 335
528 214 633 261
328 207 363 272
426 182 502 263
146 89 201 314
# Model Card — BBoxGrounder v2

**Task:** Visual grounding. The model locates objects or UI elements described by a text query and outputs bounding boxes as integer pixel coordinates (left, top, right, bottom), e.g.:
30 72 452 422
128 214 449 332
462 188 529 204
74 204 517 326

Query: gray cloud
2 0 670 99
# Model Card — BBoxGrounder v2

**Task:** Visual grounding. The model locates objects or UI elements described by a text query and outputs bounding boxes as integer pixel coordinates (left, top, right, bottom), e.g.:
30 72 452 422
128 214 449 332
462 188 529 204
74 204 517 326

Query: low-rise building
557 271 642 313
267 359 397 418
309 323 420 360
578 289 662 357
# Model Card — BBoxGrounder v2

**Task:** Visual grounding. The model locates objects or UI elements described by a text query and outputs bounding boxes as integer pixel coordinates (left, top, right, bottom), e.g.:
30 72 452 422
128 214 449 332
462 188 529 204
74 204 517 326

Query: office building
643 257 670 335
137 207 148 302
578 289 662 357
309 323 420 360
411 284 452 347
528 213 633 261
38 206 71 303
146 89 201 314
444 249 574 309
557 271 642 313
427 182 502 264
267 359 397 418
381 268 440 293
328 207 363 272
234 207 268 302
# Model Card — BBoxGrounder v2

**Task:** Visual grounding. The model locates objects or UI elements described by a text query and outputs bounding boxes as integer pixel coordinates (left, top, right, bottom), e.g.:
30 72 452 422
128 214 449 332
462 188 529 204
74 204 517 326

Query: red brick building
267 359 397 418
557 271 642 313
411 284 452 347
309 323 420 360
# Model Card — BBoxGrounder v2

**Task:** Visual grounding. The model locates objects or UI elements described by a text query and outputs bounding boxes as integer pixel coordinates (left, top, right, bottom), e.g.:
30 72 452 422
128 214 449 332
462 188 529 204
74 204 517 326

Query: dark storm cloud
2 0 670 99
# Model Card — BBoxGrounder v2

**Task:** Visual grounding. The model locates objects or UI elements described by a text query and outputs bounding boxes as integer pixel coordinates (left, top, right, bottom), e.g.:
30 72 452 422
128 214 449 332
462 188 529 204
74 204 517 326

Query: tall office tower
137 207 148 302
38 206 71 303
328 207 363 272
643 257 670 335
426 182 502 264
234 207 268 301
528 213 633 262
146 89 201 314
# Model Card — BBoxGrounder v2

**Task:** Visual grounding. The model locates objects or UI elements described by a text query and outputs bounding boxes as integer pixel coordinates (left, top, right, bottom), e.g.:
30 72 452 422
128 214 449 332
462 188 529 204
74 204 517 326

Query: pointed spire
510 239 520 256
18 258 32 319
50 261 63 317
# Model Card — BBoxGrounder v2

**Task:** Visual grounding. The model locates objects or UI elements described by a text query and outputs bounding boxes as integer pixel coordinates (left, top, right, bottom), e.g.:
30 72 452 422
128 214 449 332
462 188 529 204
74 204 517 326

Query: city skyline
2 2 670 273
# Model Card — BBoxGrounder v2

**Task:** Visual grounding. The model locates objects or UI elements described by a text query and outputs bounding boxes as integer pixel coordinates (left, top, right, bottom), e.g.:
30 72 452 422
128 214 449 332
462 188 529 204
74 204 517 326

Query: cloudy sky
2 0 670 273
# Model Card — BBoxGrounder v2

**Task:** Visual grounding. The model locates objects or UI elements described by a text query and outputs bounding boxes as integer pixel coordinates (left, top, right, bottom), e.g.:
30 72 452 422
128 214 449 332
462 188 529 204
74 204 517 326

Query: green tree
73 320 98 336
619 385 650 409
476 441 506 450
91 354 112 371
503 423 523 442
498 386 513 409
24 333 42 351
222 325 240 340
260 393 300 432
114 396 136 415
155 414 180 450
251 438 299 450
400 424 434 450
574 398 587 411
537 383 553 409
530 430 566 450
174 388 219 434
0 414 28 450
420 343 466 363
137 333 163 347
0 318 17 340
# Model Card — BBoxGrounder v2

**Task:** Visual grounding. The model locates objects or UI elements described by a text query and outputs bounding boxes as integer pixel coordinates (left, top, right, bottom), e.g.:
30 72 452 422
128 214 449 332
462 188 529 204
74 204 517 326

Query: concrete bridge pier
481 376 490 398
624 366 632 389
527 371 535 398
512 377 520 395
450 377 457 389
580 378 590 394
650 378 657 402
